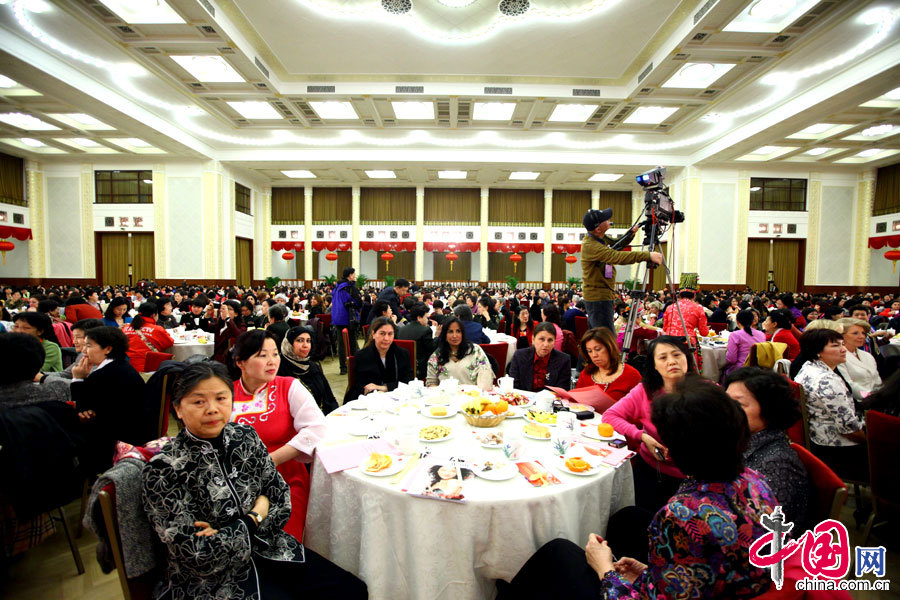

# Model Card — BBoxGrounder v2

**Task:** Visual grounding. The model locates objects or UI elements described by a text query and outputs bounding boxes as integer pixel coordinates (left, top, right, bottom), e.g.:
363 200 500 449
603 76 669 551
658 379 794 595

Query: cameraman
581 208 662 333
332 267 362 375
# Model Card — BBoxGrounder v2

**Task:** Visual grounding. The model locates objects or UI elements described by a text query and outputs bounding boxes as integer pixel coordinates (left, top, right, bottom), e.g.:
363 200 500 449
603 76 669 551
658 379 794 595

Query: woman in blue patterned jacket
142 361 366 600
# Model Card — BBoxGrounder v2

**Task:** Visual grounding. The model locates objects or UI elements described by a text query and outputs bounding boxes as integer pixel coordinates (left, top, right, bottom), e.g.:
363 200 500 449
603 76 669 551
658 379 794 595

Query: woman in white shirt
836 318 881 396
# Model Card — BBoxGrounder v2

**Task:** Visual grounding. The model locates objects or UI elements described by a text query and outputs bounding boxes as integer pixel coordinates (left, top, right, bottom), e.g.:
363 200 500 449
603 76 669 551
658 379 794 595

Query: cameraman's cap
583 208 613 231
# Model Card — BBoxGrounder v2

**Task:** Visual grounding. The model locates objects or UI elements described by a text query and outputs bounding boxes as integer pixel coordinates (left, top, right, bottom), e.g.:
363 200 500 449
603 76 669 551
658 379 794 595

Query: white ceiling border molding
0 18 216 158
690 39 900 164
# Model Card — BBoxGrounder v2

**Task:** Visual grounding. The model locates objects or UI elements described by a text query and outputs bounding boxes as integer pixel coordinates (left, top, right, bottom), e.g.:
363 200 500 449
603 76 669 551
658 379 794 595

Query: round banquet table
484 329 517 366
304 396 635 600
171 339 214 362
700 343 728 382
881 338 900 359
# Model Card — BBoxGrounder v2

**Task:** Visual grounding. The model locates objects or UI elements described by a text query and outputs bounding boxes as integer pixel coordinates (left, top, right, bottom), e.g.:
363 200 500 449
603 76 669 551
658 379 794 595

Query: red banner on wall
0 225 32 241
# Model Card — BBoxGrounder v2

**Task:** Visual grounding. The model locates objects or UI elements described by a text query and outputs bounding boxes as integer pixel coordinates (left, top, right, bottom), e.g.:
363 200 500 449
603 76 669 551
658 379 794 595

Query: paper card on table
317 438 398 474
516 460 563 487
545 386 616 413
574 440 635 468
406 458 474 503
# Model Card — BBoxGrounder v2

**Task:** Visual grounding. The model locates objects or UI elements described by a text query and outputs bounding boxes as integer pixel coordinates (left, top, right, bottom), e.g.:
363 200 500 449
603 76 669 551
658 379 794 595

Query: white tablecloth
484 330 517 366
700 344 728 382
305 403 635 600
171 339 215 362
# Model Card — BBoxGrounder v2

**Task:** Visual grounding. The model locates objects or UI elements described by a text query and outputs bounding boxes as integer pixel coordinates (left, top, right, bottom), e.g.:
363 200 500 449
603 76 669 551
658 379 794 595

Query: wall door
235 237 252 287
97 232 155 286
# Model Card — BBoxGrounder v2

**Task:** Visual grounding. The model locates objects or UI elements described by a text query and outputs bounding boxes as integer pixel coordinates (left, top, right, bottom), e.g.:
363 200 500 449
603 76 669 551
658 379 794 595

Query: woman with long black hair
425 316 494 390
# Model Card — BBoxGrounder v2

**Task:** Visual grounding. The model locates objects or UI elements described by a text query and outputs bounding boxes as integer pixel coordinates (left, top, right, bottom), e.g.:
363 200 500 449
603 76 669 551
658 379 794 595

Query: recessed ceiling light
548 104 597 122
749 0 795 19
308 102 357 120
226 101 281 119
857 149 882 157
804 147 832 156
0 113 60 130
438 170 467 179
860 124 896 137
588 173 623 182
0 75 17 88
623 106 678 125
472 102 516 121
96 0 185 23
885 87 900 100
365 170 396 179
661 63 735 88
723 0 819 33
72 137 101 147
752 146 778 154
281 170 316 178
170 56 245 83
392 102 434 120
799 123 835 134
21 138 45 147
509 171 540 180
122 138 150 147
46 113 114 130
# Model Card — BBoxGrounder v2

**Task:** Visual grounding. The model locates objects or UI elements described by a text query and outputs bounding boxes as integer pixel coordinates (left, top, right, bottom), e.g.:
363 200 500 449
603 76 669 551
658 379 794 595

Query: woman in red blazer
764 309 800 361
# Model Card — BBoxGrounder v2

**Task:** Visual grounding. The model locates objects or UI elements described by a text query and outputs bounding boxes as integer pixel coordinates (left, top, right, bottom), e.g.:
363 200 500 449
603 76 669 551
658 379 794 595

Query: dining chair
709 322 727 333
862 410 900 544
479 343 508 378
790 443 848 523
785 381 808 448
143 351 173 373
392 339 417 377
99 483 160 600
574 315 588 343
341 327 351 358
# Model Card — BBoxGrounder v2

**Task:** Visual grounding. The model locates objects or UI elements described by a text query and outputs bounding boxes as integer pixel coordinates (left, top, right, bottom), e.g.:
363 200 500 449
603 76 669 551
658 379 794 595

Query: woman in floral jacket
142 361 366 600
425 317 494 390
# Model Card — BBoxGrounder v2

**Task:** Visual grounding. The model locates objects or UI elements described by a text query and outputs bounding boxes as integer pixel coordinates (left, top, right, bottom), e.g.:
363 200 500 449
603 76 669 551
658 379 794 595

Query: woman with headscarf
278 326 339 415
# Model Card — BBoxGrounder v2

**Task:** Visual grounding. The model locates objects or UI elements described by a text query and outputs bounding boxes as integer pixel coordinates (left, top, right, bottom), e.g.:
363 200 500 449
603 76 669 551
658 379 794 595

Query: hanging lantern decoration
325 251 339 275
445 252 459 272
281 252 295 261
565 254 577 275
885 249 900 272
509 252 522 273
0 240 13 265
381 251 394 272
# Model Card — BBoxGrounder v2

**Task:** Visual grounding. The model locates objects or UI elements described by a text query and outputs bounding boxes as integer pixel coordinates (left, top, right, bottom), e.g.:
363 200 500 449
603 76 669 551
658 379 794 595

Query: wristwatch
247 510 263 526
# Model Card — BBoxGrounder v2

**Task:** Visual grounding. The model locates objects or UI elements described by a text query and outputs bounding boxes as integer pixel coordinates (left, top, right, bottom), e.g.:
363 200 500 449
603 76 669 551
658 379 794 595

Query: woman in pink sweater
603 335 696 511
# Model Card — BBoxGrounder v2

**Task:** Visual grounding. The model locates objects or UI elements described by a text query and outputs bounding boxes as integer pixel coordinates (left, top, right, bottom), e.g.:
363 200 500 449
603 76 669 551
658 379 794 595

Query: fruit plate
470 459 518 481
580 423 618 442
358 455 406 477
419 425 454 443
522 425 552 440
496 391 534 407
423 406 458 419
473 430 504 448
504 406 525 419
524 410 557 426
554 454 602 477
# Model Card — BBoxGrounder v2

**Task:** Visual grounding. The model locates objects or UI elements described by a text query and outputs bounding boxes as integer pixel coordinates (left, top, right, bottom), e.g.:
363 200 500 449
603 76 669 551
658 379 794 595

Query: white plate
349 399 369 410
554 455 602 477
524 411 557 426
388 402 419 415
580 424 617 442
348 417 384 437
358 455 406 477
522 426 552 441
419 427 454 443
423 394 452 406
504 406 524 419
473 431 504 448
423 406 458 419
495 392 534 407
471 460 518 481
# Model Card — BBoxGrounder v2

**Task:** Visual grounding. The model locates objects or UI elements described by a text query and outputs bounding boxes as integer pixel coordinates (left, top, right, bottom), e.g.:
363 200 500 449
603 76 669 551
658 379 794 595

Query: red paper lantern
509 252 522 273
445 252 458 272
0 240 13 265
325 252 338 261
565 255 577 264
885 249 900 272
381 252 394 272
281 252 295 261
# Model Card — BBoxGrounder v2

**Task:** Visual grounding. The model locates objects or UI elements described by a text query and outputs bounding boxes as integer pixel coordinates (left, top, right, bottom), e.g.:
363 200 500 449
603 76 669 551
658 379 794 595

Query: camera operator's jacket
581 231 651 302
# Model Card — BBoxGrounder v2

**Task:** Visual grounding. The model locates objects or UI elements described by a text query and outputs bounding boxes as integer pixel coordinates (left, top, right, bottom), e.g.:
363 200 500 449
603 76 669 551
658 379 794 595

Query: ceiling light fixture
509 171 540 180
472 102 516 121
122 137 150 147
748 0 795 19
0 75 17 88
96 0 186 24
392 102 434 120
281 170 316 178
21 137 45 147
548 104 597 122
799 123 835 134
0 112 59 130
885 87 900 100
46 113 115 130
71 137 100 147
753 146 778 154
588 173 623 182
750 186 761 191
860 124 896 137
227 101 282 119
170 55 245 83
661 63 736 88
857 149 882 157
804 147 831 155
623 106 678 125
438 170 467 179
365 170 396 179
724 0 818 33
308 101 358 120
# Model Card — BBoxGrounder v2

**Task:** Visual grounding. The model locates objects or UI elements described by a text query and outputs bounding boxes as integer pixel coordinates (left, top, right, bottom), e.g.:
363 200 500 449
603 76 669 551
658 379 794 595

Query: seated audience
240 302 262 328
763 308 800 360
71 326 149 471
346 317 414 401
179 298 213 331
156 298 178 329
0 332 69 405
122 302 174 372
143 361 366 600
397 302 437 380
63 295 103 323
44 318 105 383
452 304 490 344
794 329 867 482
474 296 500 331
425 316 493 390
12 312 62 373
278 326 339 415
563 300 587 333
723 309 766 378
509 306 537 350
101 297 132 328
575 327 642 402
508 322 571 393
724 367 811 531
837 317 881 395
499 377 776 600
266 304 290 346
37 299 73 347
213 299 246 363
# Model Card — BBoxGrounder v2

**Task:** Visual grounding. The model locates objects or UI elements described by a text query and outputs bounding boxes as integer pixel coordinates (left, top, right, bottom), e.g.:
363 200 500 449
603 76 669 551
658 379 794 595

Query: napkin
317 438 399 474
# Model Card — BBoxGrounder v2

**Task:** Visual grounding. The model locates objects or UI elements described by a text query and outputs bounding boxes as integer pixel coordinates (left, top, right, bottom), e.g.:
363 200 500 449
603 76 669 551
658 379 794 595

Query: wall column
591 188 599 211
479 186 489 284
260 187 272 280
351 185 361 271
805 172 823 286
304 186 313 282
202 161 223 279
415 185 424 282
25 160 45 279
681 166 702 279
79 164 95 279
853 170 876 287
152 163 167 280
734 170 751 287
543 187 552 284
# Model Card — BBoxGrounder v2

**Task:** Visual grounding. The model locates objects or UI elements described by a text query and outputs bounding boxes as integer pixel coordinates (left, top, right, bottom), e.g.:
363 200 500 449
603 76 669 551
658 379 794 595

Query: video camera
635 166 684 226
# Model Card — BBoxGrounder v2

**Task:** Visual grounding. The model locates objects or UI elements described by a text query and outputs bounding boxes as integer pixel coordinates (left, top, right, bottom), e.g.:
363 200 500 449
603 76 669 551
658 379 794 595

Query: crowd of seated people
1 278 897 598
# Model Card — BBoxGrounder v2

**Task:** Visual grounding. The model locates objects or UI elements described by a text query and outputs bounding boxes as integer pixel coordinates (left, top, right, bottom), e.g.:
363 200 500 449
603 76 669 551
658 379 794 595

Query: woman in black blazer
70 325 149 472
344 317 413 403
508 322 571 392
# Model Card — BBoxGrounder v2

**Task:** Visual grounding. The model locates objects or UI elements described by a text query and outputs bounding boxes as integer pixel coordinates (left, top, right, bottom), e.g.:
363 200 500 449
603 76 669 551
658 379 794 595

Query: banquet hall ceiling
0 0 898 187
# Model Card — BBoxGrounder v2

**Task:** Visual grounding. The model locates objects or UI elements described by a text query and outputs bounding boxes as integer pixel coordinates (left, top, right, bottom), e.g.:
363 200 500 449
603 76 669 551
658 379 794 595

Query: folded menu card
317 438 398 474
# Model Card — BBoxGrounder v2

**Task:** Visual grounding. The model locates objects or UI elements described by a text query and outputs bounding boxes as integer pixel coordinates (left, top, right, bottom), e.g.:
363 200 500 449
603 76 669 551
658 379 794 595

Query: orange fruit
597 423 614 437
565 457 591 472
495 399 509 414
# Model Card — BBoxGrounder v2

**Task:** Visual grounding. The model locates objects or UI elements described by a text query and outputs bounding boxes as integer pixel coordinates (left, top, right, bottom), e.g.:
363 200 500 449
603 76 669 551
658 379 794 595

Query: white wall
360 250 378 280
423 251 434 280
698 181 738 284
870 248 899 286
271 253 295 280
166 175 203 278
816 184 856 285
45 174 83 278
524 252 542 281
470 250 481 281
2 239 29 276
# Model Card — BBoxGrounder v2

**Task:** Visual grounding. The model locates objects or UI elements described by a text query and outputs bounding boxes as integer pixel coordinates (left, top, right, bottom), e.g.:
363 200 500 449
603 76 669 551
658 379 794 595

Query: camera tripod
621 206 693 357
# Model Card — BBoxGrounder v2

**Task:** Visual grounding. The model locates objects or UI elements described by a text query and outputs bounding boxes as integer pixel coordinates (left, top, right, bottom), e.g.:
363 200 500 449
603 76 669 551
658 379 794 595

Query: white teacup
498 375 514 394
